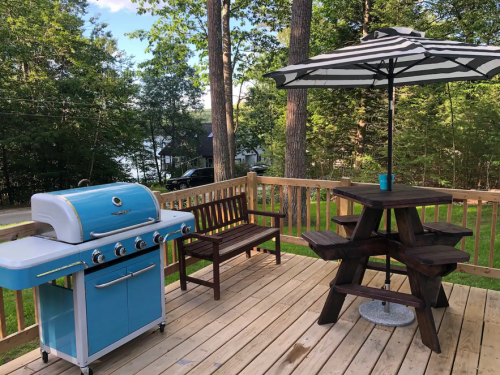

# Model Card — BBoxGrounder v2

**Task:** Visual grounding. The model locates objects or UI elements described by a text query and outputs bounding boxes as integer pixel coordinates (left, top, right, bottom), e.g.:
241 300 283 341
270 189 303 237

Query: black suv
166 167 214 190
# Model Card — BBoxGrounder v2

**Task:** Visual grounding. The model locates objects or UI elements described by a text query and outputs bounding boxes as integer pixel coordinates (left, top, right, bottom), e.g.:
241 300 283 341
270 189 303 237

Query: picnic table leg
432 280 449 308
318 258 360 324
407 267 441 353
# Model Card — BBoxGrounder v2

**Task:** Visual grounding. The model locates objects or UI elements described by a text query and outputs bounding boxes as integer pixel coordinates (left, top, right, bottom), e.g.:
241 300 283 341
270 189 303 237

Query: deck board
1 253 499 375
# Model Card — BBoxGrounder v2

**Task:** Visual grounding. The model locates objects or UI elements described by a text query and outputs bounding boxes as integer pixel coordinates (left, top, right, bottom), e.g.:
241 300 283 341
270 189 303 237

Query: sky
86 0 216 108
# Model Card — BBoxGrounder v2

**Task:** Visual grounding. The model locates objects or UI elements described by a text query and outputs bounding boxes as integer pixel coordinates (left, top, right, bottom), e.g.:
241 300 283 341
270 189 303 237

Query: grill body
0 183 194 374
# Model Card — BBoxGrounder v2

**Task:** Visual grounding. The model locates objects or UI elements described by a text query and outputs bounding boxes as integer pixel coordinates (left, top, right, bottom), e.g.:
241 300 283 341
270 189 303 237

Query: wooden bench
176 193 285 300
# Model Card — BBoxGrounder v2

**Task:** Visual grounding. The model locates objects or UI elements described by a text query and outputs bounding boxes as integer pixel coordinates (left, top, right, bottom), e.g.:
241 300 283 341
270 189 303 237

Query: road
0 207 31 226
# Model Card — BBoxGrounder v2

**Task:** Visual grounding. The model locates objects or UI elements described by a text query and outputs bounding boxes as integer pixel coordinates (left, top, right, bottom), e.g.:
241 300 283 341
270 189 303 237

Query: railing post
339 177 352 237
247 172 258 223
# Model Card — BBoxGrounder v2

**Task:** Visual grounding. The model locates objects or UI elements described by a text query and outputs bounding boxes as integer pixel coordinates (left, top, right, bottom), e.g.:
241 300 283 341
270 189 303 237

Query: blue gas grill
0 183 194 375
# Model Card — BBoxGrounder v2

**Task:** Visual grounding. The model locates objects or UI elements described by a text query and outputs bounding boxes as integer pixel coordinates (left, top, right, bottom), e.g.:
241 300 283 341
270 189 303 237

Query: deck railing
0 173 498 355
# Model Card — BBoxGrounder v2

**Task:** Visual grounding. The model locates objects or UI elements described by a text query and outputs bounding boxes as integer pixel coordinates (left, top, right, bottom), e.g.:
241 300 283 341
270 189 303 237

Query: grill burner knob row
115 243 127 257
153 231 164 244
92 250 105 265
135 236 147 250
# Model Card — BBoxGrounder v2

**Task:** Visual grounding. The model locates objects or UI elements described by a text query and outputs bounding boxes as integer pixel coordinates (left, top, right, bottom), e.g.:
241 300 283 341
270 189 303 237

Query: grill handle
95 274 132 289
90 217 156 238
94 264 156 288
130 263 156 277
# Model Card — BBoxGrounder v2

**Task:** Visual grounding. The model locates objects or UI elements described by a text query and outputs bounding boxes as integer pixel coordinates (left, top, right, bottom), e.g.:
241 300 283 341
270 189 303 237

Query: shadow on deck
1 252 498 375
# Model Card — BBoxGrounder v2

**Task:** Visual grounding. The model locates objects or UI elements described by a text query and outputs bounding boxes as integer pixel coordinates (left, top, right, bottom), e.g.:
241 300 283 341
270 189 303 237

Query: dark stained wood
333 185 452 209
176 193 281 299
333 284 423 308
331 214 361 225
318 258 360 324
366 261 407 275
351 207 383 240
404 245 470 265
407 267 441 353
422 222 473 237
301 231 349 249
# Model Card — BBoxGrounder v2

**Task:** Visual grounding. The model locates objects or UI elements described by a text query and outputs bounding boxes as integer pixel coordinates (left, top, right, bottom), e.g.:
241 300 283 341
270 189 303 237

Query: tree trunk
223 0 236 178
150 119 162 183
283 0 312 226
207 0 231 183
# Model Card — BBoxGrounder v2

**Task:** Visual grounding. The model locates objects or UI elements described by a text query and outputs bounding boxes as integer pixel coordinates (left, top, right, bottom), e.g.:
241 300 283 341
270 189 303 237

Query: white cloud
88 0 138 13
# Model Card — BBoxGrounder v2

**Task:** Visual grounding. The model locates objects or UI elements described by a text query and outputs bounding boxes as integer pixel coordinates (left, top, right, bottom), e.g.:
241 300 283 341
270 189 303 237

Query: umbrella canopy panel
264 27 500 89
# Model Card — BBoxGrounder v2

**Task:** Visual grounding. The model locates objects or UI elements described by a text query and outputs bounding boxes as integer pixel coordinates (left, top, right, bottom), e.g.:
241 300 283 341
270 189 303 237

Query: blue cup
379 174 394 190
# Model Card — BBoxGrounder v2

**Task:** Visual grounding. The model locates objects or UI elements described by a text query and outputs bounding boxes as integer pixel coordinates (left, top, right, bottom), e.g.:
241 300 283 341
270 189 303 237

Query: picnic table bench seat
176 193 285 300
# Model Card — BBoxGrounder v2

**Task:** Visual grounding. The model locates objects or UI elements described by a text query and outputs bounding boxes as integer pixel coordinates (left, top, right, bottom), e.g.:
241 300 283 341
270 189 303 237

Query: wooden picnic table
302 185 472 353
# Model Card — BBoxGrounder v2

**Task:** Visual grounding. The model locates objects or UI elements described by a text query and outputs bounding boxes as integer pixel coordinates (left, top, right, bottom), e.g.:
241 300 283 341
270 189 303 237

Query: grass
0 199 499 364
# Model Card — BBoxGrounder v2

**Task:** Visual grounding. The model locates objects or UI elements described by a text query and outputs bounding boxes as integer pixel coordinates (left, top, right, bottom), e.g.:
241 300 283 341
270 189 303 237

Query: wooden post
247 172 257 223
339 177 351 237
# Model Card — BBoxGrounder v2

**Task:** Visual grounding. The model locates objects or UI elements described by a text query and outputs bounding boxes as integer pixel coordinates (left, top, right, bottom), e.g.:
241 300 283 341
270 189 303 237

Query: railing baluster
316 188 321 231
421 206 426 223
326 189 331 231
15 290 25 331
297 187 302 237
288 186 292 236
336 195 340 234
279 185 284 234
447 203 453 223
306 187 311 232
262 184 267 227
0 288 6 338
490 202 498 268
461 200 468 251
434 205 439 222
474 200 482 265
349 201 354 215
270 185 275 227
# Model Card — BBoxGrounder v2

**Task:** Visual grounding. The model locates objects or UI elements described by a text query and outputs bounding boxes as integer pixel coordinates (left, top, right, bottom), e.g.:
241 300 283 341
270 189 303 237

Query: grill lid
31 183 160 243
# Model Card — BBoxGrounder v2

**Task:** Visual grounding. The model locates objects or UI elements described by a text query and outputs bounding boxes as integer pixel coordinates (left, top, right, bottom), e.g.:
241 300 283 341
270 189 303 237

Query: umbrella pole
385 61 395 313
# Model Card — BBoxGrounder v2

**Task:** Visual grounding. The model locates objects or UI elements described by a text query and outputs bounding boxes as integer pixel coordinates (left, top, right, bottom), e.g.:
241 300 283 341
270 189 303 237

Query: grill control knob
181 223 191 235
153 231 164 244
115 243 127 257
135 236 147 250
92 250 105 265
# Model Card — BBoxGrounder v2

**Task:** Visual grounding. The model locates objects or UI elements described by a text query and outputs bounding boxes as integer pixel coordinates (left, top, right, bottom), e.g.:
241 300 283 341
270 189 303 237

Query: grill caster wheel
159 322 165 333
41 350 48 363
80 366 93 375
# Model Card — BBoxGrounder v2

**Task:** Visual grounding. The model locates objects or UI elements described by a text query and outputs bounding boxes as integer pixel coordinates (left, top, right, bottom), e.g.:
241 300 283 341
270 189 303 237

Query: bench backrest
180 193 249 233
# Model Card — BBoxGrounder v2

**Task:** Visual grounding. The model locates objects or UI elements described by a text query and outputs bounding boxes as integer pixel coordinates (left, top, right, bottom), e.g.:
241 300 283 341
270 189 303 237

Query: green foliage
0 0 143 204
236 0 500 189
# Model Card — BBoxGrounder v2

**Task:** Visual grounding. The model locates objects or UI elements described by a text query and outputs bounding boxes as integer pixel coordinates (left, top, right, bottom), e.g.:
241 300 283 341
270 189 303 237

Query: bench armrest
181 232 223 244
247 210 286 219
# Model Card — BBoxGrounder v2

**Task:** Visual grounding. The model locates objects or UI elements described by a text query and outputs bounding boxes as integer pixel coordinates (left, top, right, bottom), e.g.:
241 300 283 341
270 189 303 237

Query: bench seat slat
404 245 470 265
331 214 361 225
422 222 473 237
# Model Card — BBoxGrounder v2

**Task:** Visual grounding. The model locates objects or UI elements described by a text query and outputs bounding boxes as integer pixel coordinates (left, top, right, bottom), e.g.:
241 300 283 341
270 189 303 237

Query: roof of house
159 123 213 157
196 123 213 158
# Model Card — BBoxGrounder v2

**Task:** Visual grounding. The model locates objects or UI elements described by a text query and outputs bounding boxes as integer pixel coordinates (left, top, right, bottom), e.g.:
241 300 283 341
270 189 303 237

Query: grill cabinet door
85 268 129 355
127 254 162 333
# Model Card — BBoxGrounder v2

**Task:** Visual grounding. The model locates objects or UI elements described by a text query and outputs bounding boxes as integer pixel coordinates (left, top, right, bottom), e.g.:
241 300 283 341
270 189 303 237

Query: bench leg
245 250 251 259
407 268 441 353
318 258 359 325
275 234 281 265
177 242 187 291
213 244 220 300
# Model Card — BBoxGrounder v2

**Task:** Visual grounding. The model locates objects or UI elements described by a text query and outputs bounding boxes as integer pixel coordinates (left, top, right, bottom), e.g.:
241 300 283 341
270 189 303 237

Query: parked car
165 167 214 190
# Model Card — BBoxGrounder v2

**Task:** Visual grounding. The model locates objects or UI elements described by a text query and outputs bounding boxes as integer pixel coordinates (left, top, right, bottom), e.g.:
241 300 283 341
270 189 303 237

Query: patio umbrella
264 26 500 321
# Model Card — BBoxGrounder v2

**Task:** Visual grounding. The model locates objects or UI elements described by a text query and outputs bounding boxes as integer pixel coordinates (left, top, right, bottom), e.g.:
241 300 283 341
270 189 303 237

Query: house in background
159 123 265 172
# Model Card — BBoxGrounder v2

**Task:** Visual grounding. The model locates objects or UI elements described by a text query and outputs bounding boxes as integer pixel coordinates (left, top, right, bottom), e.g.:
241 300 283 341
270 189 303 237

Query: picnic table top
333 184 452 209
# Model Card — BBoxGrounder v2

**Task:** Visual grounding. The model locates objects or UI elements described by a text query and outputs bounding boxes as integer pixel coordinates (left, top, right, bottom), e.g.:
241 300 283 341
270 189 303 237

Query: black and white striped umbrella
264 27 500 89
264 27 500 306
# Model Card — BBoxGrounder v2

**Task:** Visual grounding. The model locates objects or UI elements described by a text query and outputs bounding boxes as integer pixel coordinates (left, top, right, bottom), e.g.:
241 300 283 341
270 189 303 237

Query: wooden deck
2 252 499 375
